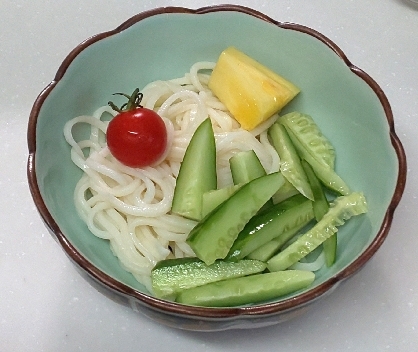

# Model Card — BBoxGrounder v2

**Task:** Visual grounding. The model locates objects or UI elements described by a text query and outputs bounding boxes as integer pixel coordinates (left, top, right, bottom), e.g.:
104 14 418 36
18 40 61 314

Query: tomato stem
108 88 144 113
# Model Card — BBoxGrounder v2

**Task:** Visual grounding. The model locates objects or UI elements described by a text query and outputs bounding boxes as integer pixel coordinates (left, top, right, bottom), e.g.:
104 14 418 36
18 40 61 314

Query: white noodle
63 62 281 292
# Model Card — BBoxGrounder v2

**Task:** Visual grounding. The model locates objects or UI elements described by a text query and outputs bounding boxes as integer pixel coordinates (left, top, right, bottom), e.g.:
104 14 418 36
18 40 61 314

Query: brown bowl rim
27 4 407 319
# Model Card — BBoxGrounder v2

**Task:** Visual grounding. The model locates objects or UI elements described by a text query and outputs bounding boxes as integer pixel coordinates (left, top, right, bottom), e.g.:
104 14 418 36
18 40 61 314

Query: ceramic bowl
27 5 406 331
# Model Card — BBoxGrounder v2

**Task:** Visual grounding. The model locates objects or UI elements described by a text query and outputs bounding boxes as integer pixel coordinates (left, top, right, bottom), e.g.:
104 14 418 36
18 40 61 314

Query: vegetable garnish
107 88 167 168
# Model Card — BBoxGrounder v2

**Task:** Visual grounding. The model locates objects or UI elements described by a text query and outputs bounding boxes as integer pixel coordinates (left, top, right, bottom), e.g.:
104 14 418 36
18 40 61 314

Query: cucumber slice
151 257 266 298
272 176 300 204
229 150 267 185
229 149 273 211
187 172 285 265
246 225 306 262
323 234 337 267
201 184 242 218
176 270 315 307
302 160 330 220
285 126 350 195
171 118 217 220
226 194 314 261
301 160 336 266
268 123 314 200
267 192 367 272
280 112 335 169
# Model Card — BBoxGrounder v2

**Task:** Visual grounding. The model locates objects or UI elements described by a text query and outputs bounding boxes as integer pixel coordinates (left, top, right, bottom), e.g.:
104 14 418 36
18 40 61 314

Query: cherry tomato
106 89 167 168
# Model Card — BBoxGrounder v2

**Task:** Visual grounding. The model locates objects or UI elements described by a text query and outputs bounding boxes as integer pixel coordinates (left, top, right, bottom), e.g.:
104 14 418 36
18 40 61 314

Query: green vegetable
322 229 338 267
272 177 300 204
278 112 349 195
229 149 267 184
286 127 350 195
171 118 217 221
187 172 285 265
245 224 306 262
151 257 266 298
226 194 314 261
267 192 367 272
229 149 273 211
166 110 365 307
302 160 329 220
302 160 336 266
176 270 315 307
280 112 336 169
268 123 314 200
201 184 242 218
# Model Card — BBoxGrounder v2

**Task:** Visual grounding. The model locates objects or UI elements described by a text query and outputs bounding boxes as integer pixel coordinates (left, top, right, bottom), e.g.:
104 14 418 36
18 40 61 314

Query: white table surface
1 0 417 351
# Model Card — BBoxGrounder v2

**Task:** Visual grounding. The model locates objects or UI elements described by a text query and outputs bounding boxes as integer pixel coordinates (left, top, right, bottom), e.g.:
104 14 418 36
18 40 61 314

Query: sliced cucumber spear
272 177 300 204
245 223 308 262
171 118 217 221
201 184 242 218
302 159 336 267
229 149 267 184
301 160 329 220
176 270 315 307
229 149 273 210
280 112 336 169
280 112 350 196
151 257 266 299
267 192 367 272
187 172 285 265
268 123 314 200
226 194 314 261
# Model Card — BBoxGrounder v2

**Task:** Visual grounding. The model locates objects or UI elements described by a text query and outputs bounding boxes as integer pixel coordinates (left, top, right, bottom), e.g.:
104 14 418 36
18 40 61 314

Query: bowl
27 5 406 331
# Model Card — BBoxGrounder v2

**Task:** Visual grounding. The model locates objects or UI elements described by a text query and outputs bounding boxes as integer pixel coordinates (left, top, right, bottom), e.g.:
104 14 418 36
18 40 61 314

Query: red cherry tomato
106 89 167 168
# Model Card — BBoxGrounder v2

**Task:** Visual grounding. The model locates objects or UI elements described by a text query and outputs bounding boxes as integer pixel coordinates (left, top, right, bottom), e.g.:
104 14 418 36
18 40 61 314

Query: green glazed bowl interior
27 5 406 330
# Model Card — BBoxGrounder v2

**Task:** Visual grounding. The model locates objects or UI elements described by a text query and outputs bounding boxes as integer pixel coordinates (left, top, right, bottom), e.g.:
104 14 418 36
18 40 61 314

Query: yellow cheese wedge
208 47 300 130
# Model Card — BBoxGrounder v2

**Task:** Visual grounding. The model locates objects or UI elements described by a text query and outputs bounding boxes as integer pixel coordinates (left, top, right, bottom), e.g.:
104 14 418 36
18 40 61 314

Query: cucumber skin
187 172 285 265
267 192 367 272
323 234 337 267
272 177 300 204
301 160 329 220
171 118 217 220
301 160 336 267
151 257 266 298
285 127 350 196
280 112 336 169
230 150 267 185
246 223 308 262
176 270 315 307
268 123 314 200
226 194 314 261
201 184 242 218
229 150 273 211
